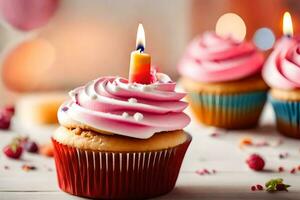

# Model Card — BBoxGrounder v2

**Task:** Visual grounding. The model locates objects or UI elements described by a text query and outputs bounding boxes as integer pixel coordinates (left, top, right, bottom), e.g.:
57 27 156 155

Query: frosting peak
178 32 264 82
263 37 300 89
58 72 190 139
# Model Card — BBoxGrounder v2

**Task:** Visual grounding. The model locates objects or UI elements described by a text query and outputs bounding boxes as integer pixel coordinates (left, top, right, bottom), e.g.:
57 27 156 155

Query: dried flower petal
278 166 284 172
22 164 36 172
239 137 253 148
210 133 220 137
279 152 289 159
195 168 216 176
256 184 264 190
290 168 296 174
265 178 290 192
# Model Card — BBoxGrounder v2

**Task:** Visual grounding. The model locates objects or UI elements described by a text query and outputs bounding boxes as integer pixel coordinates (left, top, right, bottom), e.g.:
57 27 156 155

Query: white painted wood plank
1 168 300 193
1 171 300 200
0 190 298 200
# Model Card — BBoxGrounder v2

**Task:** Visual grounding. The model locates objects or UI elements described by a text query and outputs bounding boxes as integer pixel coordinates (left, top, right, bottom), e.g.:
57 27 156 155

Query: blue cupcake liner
188 91 267 129
270 96 300 138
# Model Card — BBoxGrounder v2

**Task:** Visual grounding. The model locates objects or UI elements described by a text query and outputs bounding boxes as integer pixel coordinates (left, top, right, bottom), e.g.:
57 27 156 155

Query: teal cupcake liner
188 91 267 129
270 96 300 138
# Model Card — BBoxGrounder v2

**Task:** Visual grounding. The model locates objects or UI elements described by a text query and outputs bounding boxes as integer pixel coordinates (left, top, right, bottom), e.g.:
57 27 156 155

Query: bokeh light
215 13 246 41
253 27 275 51
0 0 59 31
2 38 56 92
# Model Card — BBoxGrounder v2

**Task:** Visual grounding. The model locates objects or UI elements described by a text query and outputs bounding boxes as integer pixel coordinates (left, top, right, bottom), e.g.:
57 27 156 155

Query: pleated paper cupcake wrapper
187 91 267 129
52 136 191 199
270 96 300 138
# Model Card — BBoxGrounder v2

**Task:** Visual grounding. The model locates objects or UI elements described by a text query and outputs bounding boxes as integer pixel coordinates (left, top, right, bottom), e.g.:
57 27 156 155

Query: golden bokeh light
215 12 246 41
2 38 56 92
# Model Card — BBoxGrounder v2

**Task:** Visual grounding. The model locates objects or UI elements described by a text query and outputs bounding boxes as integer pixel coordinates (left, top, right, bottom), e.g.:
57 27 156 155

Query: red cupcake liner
52 135 191 199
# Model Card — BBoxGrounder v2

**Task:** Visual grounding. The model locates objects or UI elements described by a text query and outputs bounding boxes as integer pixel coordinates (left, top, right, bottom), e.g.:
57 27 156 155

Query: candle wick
136 44 144 53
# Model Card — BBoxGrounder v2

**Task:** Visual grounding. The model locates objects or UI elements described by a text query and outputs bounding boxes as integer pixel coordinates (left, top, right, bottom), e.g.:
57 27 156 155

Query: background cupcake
263 37 300 138
178 32 268 129
52 71 191 199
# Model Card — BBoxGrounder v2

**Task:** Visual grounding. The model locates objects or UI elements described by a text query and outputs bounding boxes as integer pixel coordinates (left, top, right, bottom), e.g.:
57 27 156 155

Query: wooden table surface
0 104 300 200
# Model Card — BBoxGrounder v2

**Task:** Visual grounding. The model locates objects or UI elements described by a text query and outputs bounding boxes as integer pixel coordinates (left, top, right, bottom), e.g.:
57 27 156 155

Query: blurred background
0 0 299 105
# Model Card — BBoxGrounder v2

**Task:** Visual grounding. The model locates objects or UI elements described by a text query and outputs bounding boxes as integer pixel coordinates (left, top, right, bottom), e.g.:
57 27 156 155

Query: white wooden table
1 104 300 200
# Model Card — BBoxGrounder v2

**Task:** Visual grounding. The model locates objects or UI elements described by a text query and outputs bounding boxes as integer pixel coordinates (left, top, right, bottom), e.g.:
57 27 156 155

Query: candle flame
283 12 293 37
136 23 145 52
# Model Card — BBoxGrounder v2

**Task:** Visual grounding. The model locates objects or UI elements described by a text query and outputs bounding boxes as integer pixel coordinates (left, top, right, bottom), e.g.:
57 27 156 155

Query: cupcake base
181 75 268 129
52 134 191 199
187 91 267 129
276 119 300 139
270 95 300 139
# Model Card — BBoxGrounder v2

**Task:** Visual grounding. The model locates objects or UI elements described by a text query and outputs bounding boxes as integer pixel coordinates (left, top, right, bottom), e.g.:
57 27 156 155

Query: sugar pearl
69 90 76 97
133 112 143 121
122 112 129 118
128 98 137 103
128 84 135 90
156 72 172 83
141 84 156 92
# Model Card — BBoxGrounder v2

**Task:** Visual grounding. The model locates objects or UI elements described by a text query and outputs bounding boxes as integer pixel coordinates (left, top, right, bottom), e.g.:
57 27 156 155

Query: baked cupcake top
58 71 190 139
263 37 300 90
178 32 264 83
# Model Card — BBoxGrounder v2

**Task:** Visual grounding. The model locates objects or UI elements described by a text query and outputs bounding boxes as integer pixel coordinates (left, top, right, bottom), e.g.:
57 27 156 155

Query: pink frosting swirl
58 72 190 139
263 37 300 89
178 32 264 82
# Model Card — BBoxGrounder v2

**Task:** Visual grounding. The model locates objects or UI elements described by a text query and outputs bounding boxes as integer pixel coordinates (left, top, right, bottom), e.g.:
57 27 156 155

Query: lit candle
276 12 295 50
283 11 293 38
129 24 151 84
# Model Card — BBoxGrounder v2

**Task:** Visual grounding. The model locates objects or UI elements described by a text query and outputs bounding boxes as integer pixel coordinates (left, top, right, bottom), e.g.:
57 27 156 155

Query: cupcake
178 32 268 129
52 71 191 199
263 37 300 138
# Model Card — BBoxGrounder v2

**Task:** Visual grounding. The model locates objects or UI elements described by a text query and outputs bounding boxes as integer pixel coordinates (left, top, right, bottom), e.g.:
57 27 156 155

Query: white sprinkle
128 98 137 103
156 72 172 83
141 86 149 91
128 83 135 90
91 94 97 100
141 85 155 92
133 112 143 121
122 112 129 118
69 90 76 97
